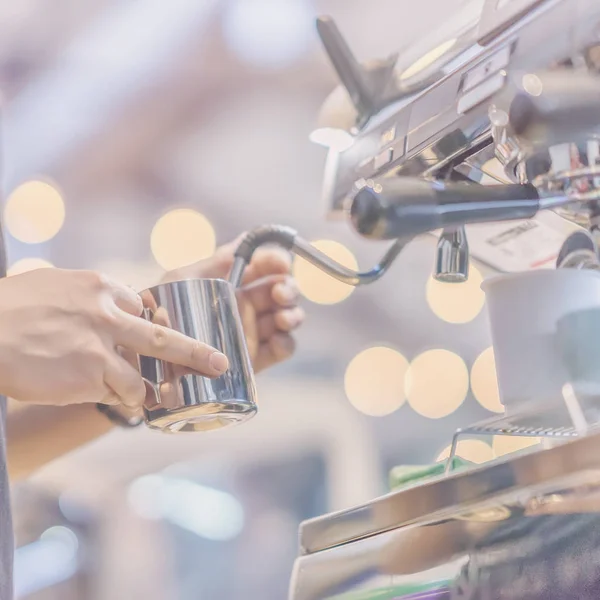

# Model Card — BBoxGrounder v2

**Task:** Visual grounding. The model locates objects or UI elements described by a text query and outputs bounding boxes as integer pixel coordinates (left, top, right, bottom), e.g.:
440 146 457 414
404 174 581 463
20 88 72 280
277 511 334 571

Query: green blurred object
325 579 450 599
389 457 474 490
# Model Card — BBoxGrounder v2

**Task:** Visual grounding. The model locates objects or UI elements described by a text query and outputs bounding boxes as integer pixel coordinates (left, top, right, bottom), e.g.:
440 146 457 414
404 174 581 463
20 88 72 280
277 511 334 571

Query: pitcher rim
141 277 233 294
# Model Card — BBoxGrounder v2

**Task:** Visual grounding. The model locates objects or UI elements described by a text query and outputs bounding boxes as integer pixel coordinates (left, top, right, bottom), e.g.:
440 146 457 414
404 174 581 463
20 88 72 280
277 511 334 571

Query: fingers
99 391 121 406
104 354 146 410
254 333 296 373
203 239 291 284
114 312 229 377
257 307 305 341
108 279 143 316
240 275 299 315
271 279 300 307
156 381 184 410
242 247 292 285
152 307 172 329
117 345 139 372
139 289 158 314
138 292 173 329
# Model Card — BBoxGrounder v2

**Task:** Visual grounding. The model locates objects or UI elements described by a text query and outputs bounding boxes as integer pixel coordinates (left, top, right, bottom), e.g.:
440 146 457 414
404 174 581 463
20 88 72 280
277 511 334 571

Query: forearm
6 400 115 480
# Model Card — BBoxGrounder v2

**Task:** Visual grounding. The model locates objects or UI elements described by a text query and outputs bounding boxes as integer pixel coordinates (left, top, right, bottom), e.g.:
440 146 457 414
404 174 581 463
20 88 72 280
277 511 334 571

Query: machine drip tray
298 428 600 556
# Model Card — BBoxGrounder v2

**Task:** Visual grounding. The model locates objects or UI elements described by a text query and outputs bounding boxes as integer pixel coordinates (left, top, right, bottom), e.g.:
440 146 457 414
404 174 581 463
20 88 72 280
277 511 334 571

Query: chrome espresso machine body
289 1 600 599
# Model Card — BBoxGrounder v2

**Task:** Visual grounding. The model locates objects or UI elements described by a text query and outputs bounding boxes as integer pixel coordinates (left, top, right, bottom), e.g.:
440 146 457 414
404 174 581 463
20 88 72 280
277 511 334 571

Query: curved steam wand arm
227 225 409 288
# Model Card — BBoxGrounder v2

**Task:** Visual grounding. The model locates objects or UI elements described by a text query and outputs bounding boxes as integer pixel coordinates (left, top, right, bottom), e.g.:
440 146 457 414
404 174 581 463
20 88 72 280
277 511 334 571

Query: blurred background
0 0 539 598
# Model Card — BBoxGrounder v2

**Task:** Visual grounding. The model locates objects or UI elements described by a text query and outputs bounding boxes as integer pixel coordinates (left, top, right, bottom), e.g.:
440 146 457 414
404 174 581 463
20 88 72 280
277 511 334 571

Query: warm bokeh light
426 265 485 324
436 439 495 464
400 38 457 81
471 346 504 413
8 258 54 277
405 349 469 418
5 180 66 244
151 209 216 271
344 346 409 416
294 240 358 305
493 435 541 457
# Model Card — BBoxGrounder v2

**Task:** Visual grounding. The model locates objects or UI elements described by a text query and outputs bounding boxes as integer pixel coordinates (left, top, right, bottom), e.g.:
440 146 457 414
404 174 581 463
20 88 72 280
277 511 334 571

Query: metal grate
443 394 600 474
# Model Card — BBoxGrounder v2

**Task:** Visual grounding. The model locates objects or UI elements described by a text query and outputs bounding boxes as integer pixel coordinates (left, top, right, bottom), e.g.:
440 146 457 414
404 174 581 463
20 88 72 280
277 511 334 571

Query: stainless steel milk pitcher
139 278 257 433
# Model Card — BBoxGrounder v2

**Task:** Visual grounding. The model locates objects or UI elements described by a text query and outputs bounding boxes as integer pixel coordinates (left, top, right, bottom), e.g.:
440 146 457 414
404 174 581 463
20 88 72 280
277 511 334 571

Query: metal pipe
292 236 407 286
228 225 408 288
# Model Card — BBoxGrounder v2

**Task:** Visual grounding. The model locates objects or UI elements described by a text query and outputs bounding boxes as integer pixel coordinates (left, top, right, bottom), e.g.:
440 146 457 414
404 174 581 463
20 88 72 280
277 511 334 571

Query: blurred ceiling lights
4 180 65 244
406 349 469 418
3 0 220 185
221 0 314 69
426 265 485 324
128 474 244 541
470 346 504 414
151 208 216 271
344 346 409 416
493 435 541 458
294 239 357 304
436 438 494 464
399 37 457 81
7 257 54 276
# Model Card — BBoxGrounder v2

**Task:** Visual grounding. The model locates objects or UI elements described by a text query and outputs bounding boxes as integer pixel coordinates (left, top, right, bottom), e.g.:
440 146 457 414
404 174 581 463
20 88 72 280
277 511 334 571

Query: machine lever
350 178 544 240
316 16 399 127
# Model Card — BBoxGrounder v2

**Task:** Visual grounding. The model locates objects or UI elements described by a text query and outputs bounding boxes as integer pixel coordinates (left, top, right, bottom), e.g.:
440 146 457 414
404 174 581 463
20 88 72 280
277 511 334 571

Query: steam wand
228 226 409 289
228 178 583 288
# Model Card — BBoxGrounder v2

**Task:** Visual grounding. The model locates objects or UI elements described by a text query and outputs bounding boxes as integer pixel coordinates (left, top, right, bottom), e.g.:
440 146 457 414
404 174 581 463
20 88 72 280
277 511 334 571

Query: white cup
482 269 600 411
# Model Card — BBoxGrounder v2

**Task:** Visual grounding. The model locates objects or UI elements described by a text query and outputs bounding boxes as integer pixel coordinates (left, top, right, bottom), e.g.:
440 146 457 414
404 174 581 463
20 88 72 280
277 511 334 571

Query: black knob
350 178 540 240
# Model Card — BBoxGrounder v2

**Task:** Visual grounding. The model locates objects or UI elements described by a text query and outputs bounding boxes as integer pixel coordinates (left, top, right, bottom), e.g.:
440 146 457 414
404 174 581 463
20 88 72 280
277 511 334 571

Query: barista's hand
164 238 305 372
0 268 229 408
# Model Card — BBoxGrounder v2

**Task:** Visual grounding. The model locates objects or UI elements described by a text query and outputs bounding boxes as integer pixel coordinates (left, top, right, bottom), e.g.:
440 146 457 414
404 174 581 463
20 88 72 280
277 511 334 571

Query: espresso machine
286 0 600 598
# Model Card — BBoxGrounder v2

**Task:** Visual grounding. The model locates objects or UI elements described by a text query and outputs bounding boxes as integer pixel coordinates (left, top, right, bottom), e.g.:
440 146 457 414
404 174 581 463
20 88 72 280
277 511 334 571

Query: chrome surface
434 227 470 283
517 140 600 227
232 225 410 288
320 0 600 221
290 430 600 599
292 236 408 286
316 1 487 129
556 229 600 269
293 1 600 596
139 279 257 433
228 256 247 289
506 70 600 149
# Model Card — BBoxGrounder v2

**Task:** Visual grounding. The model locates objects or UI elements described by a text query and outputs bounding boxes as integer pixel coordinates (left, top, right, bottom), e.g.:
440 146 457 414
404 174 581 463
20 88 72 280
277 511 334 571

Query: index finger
114 312 229 377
